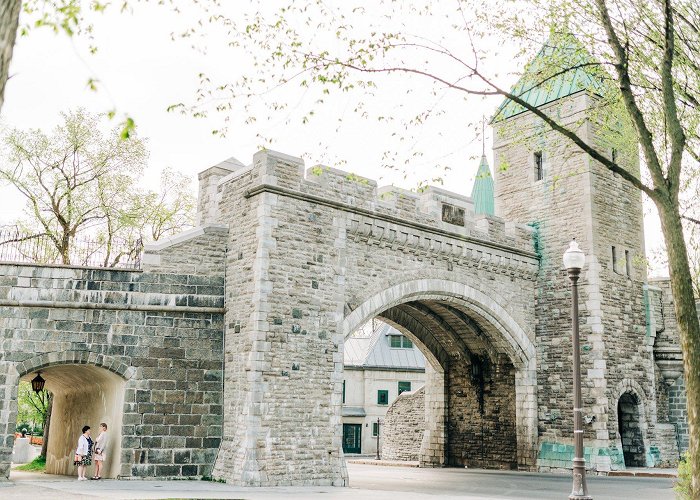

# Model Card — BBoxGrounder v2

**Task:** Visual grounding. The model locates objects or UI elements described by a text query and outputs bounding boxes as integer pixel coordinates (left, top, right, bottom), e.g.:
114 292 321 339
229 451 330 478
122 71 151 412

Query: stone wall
196 160 243 226
382 387 425 461
493 92 663 471
668 377 689 452
209 149 540 485
448 359 517 469
649 278 691 455
0 263 225 480
142 224 228 278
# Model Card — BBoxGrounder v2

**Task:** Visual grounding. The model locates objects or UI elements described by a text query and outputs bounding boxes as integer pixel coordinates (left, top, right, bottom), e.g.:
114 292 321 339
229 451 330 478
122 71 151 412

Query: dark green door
343 424 362 454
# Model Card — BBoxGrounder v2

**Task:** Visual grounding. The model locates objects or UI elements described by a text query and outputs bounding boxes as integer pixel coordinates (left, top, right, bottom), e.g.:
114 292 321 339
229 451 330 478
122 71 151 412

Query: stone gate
0 139 690 485
195 150 539 485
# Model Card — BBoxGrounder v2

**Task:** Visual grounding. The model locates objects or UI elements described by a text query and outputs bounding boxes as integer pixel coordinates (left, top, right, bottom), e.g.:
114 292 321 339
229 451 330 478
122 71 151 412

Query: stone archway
341 278 538 470
611 379 650 469
618 392 645 467
13 352 132 478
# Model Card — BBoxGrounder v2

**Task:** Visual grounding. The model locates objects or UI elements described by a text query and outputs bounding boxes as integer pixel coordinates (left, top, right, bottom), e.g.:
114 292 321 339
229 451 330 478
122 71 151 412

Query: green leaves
1 109 149 265
119 117 135 140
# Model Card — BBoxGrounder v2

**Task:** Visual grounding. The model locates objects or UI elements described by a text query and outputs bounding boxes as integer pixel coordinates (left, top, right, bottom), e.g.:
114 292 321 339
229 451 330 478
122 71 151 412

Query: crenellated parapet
210 149 538 279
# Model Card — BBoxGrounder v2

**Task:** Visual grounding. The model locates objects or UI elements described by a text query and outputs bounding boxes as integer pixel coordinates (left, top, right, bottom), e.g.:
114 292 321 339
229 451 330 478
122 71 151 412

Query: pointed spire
471 155 495 216
490 33 606 123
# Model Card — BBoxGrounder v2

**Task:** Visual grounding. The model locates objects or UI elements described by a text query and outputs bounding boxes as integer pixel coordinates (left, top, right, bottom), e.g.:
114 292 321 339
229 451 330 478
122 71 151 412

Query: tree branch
594 0 668 196
661 0 687 194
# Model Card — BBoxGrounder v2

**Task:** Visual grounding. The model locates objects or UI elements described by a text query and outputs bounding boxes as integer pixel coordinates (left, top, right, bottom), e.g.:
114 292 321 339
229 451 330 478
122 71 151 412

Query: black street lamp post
376 417 381 461
563 239 592 500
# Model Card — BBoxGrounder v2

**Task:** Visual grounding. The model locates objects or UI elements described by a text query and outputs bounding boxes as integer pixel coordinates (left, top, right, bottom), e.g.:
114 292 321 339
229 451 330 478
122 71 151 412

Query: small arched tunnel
366 297 529 470
618 392 646 467
17 364 125 478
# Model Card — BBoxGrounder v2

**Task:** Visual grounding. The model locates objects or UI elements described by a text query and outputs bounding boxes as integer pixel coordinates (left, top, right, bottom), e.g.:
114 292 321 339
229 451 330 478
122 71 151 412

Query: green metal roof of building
471 155 494 216
491 35 606 122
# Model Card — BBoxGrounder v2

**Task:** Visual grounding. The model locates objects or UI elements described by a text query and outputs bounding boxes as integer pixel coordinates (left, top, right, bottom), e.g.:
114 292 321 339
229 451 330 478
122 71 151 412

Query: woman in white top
92 423 108 480
73 425 92 480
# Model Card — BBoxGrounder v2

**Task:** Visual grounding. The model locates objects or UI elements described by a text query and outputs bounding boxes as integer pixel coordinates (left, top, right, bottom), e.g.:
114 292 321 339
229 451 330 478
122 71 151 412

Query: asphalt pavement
0 462 676 499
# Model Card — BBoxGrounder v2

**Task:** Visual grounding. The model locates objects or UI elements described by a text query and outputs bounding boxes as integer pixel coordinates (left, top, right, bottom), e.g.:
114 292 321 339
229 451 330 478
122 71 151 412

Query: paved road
0 463 676 499
350 464 675 499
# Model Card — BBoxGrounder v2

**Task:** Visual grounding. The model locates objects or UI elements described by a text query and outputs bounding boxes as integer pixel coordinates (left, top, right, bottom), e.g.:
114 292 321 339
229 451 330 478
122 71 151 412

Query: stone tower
491 39 669 470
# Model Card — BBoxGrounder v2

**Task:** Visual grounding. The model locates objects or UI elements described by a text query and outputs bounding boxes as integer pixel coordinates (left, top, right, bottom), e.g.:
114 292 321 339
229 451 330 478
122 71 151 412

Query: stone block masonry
493 92 682 471
210 149 540 486
1 130 686 485
0 262 224 480
382 387 425 462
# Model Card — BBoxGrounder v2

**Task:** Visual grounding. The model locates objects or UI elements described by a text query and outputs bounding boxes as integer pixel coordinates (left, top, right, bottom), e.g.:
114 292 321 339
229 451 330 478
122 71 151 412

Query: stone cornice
244 183 539 264
0 299 225 314
347 214 539 279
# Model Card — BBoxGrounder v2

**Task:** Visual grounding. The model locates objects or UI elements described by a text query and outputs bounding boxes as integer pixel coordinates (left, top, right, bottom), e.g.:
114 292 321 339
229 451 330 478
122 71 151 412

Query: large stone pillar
212 150 348 486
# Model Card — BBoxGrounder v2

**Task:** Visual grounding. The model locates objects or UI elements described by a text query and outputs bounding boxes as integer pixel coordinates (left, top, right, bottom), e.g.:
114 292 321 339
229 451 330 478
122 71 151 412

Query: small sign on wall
441 203 465 226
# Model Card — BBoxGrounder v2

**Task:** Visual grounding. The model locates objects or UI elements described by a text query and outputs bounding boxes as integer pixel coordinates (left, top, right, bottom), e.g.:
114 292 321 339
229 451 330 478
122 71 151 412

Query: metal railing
0 228 143 269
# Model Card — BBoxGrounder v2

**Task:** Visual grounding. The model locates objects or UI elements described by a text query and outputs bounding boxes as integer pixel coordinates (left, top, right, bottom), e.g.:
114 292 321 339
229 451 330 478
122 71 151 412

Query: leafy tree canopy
0 108 195 266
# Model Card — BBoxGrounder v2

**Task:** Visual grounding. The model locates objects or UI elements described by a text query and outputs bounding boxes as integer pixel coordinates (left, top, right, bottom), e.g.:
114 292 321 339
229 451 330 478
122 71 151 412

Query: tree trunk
40 394 52 459
0 0 21 112
658 199 700 495
60 234 70 264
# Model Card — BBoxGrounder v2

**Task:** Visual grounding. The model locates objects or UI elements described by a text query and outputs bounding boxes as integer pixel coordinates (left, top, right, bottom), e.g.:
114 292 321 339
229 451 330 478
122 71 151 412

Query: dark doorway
343 424 362 454
618 392 645 467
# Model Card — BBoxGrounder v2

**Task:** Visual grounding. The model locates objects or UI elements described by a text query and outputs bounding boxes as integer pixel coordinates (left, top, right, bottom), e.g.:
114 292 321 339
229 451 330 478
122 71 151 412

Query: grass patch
15 455 46 471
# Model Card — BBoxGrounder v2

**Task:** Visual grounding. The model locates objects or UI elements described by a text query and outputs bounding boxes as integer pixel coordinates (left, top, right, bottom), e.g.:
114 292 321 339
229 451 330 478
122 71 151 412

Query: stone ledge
143 224 229 253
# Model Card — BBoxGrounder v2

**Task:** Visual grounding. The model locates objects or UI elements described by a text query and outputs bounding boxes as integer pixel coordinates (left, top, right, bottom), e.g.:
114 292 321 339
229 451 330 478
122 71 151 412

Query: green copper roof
491 35 606 122
471 155 494 216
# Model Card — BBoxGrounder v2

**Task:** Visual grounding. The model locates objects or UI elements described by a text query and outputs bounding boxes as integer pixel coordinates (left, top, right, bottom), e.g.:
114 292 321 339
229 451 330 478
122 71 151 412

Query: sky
0 1 666 273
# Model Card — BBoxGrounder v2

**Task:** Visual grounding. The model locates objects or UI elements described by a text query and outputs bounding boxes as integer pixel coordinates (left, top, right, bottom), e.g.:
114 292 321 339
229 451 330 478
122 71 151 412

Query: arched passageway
618 392 645 467
15 364 126 478
342 279 537 470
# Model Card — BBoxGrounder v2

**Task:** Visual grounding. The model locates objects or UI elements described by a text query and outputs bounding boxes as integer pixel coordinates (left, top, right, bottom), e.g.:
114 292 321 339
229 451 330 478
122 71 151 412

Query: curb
347 459 420 468
606 470 678 479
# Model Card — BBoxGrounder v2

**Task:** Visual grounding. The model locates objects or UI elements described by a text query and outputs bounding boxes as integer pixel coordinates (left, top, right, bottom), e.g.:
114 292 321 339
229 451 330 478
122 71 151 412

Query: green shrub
675 452 694 500
15 423 30 433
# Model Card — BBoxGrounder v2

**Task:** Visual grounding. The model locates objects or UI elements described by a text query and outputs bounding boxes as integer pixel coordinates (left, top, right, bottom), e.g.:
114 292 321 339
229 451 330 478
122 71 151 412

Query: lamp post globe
563 238 586 270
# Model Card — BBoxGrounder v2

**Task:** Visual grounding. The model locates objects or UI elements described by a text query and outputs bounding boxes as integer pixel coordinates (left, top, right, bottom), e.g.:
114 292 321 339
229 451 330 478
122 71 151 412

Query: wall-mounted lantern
31 372 45 393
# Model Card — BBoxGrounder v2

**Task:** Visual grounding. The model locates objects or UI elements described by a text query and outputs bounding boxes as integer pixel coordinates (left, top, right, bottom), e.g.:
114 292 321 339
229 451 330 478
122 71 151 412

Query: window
389 335 413 349
534 151 543 181
377 390 389 405
625 250 631 278
372 422 379 437
342 380 346 404
398 381 411 394
611 246 617 273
